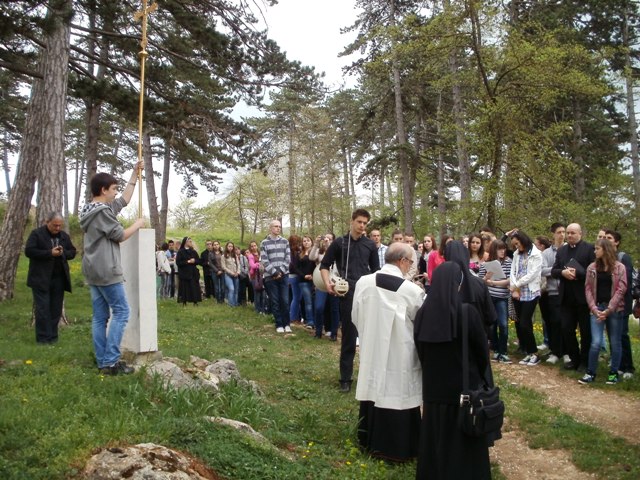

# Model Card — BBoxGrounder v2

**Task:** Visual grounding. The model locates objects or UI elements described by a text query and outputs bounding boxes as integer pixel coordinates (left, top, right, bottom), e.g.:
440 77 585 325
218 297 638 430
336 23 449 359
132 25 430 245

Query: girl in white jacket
509 231 543 366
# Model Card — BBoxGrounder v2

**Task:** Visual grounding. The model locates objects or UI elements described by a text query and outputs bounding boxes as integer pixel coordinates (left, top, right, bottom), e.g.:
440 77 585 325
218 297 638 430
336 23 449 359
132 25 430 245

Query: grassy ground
1 256 639 479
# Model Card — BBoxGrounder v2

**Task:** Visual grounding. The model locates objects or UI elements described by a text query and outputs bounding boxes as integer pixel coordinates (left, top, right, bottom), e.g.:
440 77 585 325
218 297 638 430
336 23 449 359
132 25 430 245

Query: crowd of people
24 154 637 479
154 219 637 388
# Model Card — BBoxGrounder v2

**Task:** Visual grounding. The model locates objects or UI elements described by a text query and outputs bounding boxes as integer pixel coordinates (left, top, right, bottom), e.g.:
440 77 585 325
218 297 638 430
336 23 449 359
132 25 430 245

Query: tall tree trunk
157 139 171 244
389 0 414 231
341 145 350 212
287 132 296 234
436 92 447 235
380 164 385 212
348 150 357 211
143 132 160 242
2 130 10 193
624 8 640 240
326 156 334 233
35 0 72 225
0 1 72 301
238 183 245 244
572 98 586 202
73 155 85 216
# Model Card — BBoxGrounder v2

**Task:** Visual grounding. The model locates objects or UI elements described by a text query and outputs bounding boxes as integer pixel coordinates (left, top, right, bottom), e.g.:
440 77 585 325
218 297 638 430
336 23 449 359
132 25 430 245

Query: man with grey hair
25 212 77 344
551 222 594 371
352 241 425 461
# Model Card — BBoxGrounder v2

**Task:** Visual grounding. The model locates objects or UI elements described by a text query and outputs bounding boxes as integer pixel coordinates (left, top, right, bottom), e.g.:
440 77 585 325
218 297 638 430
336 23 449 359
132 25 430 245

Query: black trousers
203 270 214 298
32 276 65 343
539 293 563 356
339 291 357 383
513 297 539 354
561 302 591 367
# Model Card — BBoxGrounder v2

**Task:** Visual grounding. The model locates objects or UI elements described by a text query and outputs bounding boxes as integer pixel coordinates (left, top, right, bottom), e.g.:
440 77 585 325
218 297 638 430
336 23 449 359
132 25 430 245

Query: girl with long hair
478 240 512 363
467 233 484 274
427 234 451 283
247 241 267 314
222 241 240 306
288 235 304 323
509 231 543 366
580 239 627 385
310 233 340 339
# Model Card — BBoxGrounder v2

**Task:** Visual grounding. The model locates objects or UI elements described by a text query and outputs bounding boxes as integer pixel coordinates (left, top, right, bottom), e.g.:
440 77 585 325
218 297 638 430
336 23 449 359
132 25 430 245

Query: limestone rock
189 355 211 370
82 443 219 479
146 360 196 390
204 359 240 383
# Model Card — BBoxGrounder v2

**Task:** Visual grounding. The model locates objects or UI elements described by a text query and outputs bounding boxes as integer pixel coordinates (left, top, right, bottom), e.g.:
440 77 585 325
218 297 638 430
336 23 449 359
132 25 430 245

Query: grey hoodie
79 197 127 286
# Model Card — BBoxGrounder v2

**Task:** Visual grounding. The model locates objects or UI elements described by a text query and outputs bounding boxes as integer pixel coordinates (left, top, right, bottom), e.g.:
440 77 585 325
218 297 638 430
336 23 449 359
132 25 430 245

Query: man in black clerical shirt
25 212 77 344
320 208 380 392
551 223 595 371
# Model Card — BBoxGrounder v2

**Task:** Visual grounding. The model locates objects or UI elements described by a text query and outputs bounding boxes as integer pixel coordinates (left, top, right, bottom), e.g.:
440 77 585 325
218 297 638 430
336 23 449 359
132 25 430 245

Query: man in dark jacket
25 213 77 344
551 223 595 371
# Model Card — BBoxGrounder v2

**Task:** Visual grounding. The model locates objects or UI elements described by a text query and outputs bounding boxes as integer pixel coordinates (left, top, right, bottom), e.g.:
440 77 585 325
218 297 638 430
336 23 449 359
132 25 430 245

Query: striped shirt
478 258 512 299
260 236 290 279
377 244 388 267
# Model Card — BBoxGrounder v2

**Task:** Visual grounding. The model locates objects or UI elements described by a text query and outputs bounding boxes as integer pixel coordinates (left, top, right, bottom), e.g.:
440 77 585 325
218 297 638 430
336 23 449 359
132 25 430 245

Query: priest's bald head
385 242 415 276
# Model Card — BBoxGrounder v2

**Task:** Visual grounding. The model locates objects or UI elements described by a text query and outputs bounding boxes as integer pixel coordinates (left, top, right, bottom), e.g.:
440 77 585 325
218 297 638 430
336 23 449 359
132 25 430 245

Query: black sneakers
99 360 135 376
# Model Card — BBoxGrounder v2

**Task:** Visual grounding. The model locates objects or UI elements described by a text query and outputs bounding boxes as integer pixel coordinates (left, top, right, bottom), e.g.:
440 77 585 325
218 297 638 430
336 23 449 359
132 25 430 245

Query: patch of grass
499 379 640 479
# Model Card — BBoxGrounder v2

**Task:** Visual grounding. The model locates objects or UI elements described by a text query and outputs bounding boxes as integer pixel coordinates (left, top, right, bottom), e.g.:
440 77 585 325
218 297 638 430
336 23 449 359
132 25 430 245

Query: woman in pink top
427 234 452 283
247 241 267 314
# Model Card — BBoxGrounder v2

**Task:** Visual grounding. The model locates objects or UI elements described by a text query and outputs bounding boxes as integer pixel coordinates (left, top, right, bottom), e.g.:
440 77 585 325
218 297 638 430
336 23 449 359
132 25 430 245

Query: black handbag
458 314 505 438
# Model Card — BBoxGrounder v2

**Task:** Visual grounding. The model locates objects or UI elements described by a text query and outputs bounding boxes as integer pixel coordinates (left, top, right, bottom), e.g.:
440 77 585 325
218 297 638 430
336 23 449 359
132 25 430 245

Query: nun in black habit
175 236 202 305
414 262 492 480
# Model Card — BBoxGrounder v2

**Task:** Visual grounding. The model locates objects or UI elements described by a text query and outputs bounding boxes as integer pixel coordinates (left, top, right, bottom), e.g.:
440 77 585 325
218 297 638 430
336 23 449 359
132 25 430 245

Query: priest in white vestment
352 242 426 462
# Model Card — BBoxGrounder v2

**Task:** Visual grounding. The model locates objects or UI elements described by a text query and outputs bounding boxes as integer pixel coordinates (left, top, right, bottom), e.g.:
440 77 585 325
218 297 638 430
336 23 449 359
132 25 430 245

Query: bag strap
461 311 470 393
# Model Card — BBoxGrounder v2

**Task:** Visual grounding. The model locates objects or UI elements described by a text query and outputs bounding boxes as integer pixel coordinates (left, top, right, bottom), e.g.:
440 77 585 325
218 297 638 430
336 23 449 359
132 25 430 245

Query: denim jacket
585 262 627 315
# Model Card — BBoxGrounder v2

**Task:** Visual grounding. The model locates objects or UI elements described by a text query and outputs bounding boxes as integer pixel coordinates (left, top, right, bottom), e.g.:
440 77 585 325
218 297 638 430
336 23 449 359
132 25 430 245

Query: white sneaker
324 331 332 337
276 327 285 333
492 352 501 362
519 355 532 365
284 326 292 333
563 355 571 364
546 354 559 364
537 343 549 351
623 372 634 380
527 354 541 366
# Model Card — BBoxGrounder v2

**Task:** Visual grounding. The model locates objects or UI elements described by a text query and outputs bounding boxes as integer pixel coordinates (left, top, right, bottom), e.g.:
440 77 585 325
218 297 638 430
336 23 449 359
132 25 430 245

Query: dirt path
491 419 597 480
495 362 640 445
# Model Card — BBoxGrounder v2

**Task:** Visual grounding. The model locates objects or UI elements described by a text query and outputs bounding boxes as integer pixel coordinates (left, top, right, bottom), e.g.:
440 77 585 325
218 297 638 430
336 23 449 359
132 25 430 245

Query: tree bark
143 131 160 242
287 131 296 234
2 130 10 194
157 139 171 244
389 0 414 232
0 0 72 301
572 98 586 202
623 8 640 240
35 0 72 225
436 92 447 235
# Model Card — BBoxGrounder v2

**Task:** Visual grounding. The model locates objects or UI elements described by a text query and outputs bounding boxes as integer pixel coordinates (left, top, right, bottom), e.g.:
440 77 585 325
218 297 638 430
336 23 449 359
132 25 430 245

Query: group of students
416 224 636 386
153 233 342 339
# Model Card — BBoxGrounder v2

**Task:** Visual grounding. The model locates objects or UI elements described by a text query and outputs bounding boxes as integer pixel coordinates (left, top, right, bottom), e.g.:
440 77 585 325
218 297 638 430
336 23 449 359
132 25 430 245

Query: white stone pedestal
120 228 158 353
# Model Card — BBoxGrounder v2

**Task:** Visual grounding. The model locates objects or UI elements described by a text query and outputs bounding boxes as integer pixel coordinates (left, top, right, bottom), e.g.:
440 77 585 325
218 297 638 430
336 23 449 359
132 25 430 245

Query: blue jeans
254 289 267 313
224 273 239 306
90 283 131 368
491 297 509 355
298 281 315 326
288 274 302 321
264 276 290 328
212 273 225 303
314 290 340 338
588 304 623 375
